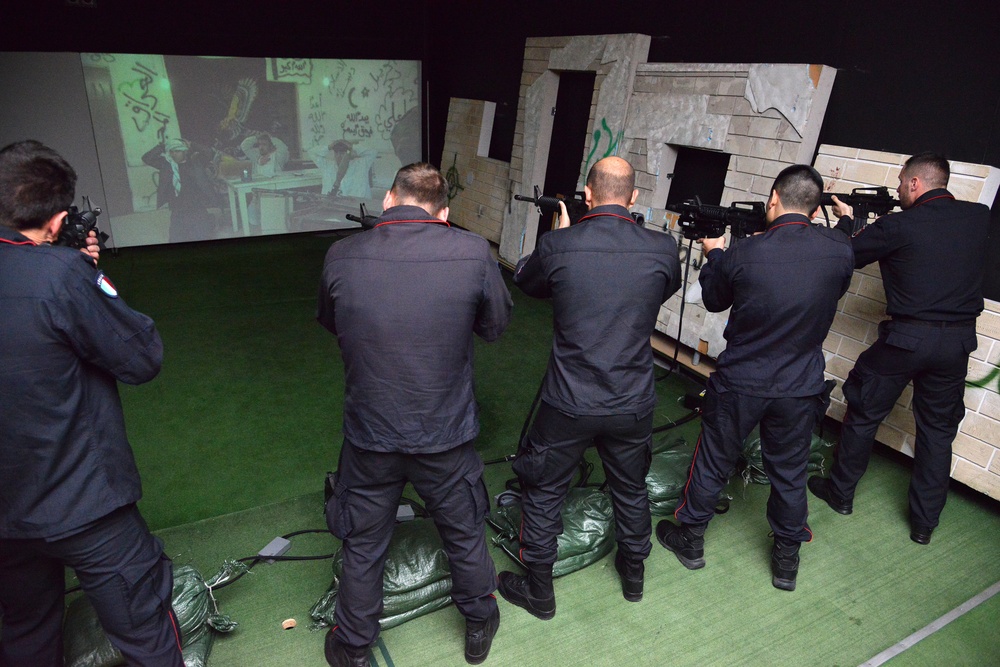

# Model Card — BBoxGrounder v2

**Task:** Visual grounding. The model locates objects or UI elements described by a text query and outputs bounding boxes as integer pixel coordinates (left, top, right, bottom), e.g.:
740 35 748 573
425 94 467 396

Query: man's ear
584 185 593 208
435 206 450 223
43 211 67 243
628 188 638 208
383 190 395 211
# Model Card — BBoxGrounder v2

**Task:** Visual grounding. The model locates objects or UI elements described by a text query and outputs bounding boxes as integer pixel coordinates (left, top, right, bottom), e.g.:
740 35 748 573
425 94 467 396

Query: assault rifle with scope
667 198 767 241
819 186 899 235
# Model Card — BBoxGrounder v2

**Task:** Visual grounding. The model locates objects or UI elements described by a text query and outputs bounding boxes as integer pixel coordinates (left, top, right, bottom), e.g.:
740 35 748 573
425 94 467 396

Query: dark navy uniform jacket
702 213 854 398
0 226 163 539
836 188 989 321
513 204 682 416
317 205 512 454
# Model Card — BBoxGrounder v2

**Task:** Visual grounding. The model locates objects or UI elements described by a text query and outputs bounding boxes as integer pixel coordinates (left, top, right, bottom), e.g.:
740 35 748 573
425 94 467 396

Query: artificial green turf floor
89 233 1000 665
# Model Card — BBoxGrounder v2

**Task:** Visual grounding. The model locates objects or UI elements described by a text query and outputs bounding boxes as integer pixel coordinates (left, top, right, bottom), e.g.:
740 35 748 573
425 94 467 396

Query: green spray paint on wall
582 118 624 178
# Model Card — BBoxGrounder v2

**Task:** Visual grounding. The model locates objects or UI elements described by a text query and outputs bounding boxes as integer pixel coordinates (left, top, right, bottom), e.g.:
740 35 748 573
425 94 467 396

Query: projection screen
79 54 422 247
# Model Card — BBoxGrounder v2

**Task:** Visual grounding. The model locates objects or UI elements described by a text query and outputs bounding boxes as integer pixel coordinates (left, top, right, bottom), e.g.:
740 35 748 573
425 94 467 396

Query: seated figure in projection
308 140 378 200
142 138 221 243
239 132 289 179
239 132 290 232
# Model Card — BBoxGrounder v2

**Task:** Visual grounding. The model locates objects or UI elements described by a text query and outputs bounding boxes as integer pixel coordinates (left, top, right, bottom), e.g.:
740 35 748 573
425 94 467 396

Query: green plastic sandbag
310 518 453 631
739 430 834 485
63 563 240 667
487 486 615 577
646 436 696 515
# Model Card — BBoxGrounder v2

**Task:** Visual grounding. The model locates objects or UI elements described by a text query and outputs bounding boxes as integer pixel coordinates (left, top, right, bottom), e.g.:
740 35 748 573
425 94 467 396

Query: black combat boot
464 606 500 664
324 631 370 667
655 520 706 570
497 564 555 620
771 537 800 591
807 476 853 515
614 550 644 602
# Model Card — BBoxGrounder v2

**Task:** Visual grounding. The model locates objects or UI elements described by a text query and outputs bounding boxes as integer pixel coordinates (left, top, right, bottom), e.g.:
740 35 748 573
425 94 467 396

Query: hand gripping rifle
819 186 898 236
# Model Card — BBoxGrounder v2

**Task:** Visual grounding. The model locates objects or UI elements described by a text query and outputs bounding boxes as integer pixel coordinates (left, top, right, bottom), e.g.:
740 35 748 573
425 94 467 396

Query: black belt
892 316 976 328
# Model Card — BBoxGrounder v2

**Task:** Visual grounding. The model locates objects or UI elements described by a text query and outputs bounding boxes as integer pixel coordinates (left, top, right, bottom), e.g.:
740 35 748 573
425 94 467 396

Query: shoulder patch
96 272 119 298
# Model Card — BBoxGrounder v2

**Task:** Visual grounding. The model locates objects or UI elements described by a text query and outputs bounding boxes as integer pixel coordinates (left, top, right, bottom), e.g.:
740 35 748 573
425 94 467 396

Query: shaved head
586 157 636 208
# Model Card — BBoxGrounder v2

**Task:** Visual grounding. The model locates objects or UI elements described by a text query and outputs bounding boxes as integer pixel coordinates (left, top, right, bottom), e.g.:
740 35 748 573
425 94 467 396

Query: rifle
513 186 589 227
345 202 379 230
819 186 898 235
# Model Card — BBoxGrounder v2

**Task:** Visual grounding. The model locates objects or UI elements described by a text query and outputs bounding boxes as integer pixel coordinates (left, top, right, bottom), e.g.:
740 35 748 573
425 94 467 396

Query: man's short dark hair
391 162 448 215
586 157 635 206
0 140 77 231
772 164 823 214
904 152 950 189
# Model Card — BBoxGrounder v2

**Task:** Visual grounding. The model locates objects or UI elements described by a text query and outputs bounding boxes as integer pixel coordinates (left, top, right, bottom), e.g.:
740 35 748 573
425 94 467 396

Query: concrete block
949 176 985 202
818 145 860 159
837 336 868 362
708 96 737 115
748 117 782 139
953 459 1000 501
779 141 803 163
844 161 890 185
828 399 847 422
885 404 916 434
734 156 764 175
970 335 991 361
760 160 790 179
978 309 1000 339
968 358 998 386
876 423 909 451
981 390 1000 422
748 138 783 160
963 385 987 411
856 149 906 165
831 312 871 342
960 412 1000 444
896 383 913 409
991 453 1000 476
726 170 754 191
988 341 1000 366
776 120 801 141
725 135 754 156
951 161 992 178
953 433 995 467
826 354 855 381
823 332 843 354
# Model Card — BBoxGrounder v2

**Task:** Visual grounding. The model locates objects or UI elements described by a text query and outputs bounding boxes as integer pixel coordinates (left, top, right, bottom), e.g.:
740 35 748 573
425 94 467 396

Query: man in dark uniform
809 153 989 545
317 162 512 667
657 165 854 591
498 156 681 616
0 140 183 666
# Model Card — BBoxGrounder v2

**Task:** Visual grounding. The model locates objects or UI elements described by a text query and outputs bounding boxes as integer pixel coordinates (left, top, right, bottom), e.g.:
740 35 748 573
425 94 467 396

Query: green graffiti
582 118 623 178
445 152 464 203
967 364 1000 390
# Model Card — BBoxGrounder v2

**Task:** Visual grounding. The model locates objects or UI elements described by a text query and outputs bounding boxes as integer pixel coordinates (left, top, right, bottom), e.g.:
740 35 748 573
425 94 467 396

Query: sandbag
739 430 834 485
646 436 696 515
310 518 453 631
486 486 614 577
63 562 241 667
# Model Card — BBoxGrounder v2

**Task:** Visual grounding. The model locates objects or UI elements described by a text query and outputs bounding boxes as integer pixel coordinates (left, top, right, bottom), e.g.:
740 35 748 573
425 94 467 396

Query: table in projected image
225 169 323 233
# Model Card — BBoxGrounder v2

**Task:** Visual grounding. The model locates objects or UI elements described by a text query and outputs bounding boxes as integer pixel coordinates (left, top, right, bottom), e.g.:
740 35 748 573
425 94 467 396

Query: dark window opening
664 146 731 208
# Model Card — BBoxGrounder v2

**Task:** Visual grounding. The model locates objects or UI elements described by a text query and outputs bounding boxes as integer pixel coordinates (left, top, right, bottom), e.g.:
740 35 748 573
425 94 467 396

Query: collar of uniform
580 203 633 222
375 204 449 227
912 188 953 208
765 212 810 231
0 224 34 245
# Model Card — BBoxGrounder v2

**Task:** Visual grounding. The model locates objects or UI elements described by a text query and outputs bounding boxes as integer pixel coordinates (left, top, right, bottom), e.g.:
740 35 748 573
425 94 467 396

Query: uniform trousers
829 319 977 530
514 401 654 565
325 439 497 649
0 504 183 667
675 387 818 542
